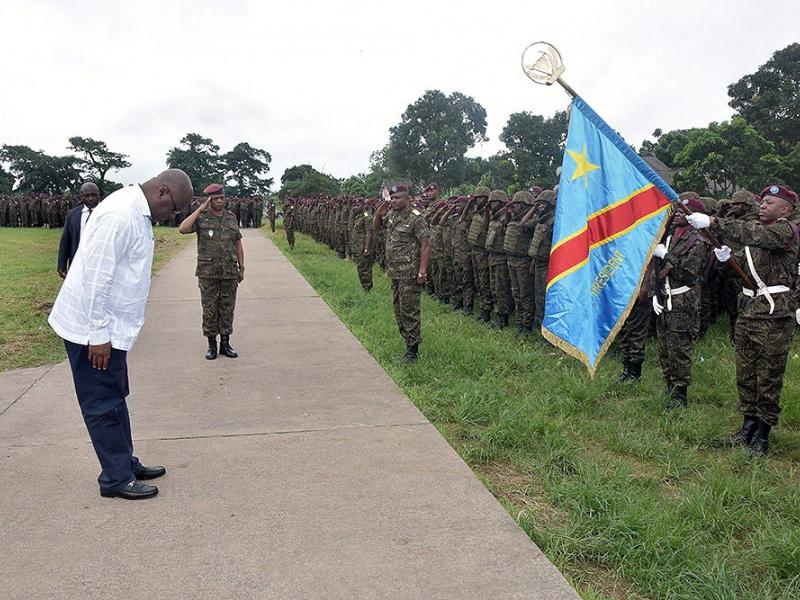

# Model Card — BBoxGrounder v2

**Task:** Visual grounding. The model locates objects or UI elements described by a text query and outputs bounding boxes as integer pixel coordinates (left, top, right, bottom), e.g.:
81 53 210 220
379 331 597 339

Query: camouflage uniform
430 219 450 302
652 227 709 404
529 191 557 327
284 202 295 248
504 192 537 333
351 204 374 291
453 203 476 314
268 201 276 232
617 292 652 380
716 216 799 427
468 186 493 320
193 211 242 337
385 207 429 348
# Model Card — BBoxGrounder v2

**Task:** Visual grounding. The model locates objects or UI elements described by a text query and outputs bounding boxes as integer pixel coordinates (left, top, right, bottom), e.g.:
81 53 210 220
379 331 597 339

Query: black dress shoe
135 465 166 480
101 480 159 500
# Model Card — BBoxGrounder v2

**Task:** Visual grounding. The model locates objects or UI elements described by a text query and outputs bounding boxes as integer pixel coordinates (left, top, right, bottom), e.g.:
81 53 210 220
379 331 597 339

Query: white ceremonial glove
795 308 800 326
686 212 711 229
653 243 668 259
713 245 732 263
652 296 664 316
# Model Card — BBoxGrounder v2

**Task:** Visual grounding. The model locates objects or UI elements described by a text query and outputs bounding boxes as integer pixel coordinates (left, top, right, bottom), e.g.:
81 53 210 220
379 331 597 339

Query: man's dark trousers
64 340 141 494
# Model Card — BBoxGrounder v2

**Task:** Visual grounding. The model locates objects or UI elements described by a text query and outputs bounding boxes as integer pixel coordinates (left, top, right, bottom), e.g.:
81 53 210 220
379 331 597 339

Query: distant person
284 198 296 249
57 182 102 278
179 183 244 360
48 169 193 500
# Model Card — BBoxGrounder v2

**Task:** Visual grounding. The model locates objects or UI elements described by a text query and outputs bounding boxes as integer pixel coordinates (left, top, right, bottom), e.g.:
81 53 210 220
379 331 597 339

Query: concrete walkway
0 230 578 599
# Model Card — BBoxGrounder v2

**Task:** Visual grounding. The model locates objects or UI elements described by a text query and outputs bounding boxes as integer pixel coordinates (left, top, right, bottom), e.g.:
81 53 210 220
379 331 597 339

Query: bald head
141 168 194 221
79 181 101 208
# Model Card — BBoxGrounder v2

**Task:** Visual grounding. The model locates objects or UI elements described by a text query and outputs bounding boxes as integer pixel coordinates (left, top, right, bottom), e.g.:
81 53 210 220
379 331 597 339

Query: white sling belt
662 235 692 311
741 246 790 315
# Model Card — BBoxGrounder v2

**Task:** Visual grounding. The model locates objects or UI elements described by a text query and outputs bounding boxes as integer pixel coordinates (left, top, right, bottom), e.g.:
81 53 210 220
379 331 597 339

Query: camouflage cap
537 190 557 206
489 189 509 203
699 196 719 214
729 189 759 207
472 185 491 199
512 190 536 206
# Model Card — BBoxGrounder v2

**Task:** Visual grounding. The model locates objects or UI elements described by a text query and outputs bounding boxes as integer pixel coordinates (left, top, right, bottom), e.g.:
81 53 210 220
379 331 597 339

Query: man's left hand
416 272 428 286
88 342 112 370
238 268 245 283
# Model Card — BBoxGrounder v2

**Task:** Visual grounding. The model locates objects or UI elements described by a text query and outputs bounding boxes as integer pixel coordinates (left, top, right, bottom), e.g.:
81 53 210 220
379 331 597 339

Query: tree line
0 135 272 197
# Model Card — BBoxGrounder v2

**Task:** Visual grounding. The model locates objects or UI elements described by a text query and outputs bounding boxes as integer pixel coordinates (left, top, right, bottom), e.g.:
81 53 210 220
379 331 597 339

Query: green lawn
0 226 191 372
265 225 800 600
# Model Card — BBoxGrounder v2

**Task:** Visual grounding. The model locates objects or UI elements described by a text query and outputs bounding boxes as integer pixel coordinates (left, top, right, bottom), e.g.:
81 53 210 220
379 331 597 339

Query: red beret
760 184 797 207
680 197 706 213
389 184 409 197
203 183 224 195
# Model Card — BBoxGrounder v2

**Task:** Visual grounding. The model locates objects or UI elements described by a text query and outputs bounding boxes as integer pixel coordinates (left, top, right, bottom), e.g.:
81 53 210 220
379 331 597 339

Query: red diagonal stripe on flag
547 186 671 286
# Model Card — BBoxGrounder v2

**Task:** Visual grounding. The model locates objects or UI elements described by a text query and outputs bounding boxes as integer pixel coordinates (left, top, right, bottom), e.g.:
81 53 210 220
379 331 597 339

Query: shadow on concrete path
0 229 578 599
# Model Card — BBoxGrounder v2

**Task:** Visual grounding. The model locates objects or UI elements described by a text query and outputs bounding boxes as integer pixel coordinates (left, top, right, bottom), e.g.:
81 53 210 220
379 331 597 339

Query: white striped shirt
49 185 155 351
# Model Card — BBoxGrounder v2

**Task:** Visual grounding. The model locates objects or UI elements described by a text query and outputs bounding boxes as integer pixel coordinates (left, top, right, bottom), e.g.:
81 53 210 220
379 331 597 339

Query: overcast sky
1 0 796 189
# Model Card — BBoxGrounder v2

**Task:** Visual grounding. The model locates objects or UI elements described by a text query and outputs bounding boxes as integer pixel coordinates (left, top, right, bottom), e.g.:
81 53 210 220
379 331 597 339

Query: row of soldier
284 181 800 457
0 192 271 229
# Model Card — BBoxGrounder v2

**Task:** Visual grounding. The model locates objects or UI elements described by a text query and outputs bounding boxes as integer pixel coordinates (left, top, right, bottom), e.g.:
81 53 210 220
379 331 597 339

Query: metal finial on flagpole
521 42 578 99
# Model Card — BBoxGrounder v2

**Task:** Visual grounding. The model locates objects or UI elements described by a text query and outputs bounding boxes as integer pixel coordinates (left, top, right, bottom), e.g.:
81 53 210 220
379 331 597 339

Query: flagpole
555 77 578 99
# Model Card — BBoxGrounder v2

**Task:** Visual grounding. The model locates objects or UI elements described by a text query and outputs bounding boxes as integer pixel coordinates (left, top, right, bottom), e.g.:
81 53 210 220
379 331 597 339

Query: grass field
0 226 191 372
265 225 800 600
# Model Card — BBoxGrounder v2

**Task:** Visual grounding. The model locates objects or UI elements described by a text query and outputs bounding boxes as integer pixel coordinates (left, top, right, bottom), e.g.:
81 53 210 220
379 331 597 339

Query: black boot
490 314 509 329
619 359 632 381
450 300 463 312
461 305 473 317
476 309 491 323
748 421 772 457
205 336 218 360
514 324 526 337
219 335 238 358
401 343 419 363
628 361 642 381
666 385 688 410
713 416 760 448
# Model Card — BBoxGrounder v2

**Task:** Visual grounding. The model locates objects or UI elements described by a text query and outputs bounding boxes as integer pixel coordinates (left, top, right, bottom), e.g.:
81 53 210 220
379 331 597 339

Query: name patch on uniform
412 209 421 216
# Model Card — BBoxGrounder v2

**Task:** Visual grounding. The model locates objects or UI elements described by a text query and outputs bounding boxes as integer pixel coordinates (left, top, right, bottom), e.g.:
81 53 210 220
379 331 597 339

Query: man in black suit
57 182 102 278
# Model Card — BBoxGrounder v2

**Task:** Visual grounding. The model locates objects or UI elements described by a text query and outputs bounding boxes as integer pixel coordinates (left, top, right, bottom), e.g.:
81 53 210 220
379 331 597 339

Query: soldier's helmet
488 190 509 204
537 190 557 206
472 185 491 199
512 190 536 206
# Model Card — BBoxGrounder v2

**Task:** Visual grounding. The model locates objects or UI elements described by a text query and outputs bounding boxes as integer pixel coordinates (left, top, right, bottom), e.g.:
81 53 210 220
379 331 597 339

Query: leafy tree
0 165 14 193
223 142 272 195
499 110 567 187
67 136 130 194
0 145 81 193
280 164 316 187
779 142 800 190
341 175 368 196
384 90 487 188
166 133 223 194
279 165 339 197
639 128 703 167
672 118 778 197
728 43 800 153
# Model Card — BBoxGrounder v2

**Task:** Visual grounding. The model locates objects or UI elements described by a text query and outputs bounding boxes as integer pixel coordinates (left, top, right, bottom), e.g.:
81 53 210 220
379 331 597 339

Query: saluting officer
367 184 431 363
179 183 244 360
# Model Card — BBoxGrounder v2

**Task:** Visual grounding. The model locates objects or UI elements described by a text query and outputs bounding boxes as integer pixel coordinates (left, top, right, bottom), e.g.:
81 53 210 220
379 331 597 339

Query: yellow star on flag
567 143 600 187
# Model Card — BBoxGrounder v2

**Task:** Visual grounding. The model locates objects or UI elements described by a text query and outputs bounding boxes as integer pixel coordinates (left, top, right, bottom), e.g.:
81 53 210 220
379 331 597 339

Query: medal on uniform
209 230 214 237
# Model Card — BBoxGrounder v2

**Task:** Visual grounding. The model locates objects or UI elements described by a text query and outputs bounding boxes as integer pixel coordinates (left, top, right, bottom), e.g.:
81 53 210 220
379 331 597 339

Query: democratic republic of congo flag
542 96 677 375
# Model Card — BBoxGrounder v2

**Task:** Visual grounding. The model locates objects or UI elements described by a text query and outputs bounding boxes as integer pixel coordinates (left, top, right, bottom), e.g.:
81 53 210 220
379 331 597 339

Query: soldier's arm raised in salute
178 198 211 234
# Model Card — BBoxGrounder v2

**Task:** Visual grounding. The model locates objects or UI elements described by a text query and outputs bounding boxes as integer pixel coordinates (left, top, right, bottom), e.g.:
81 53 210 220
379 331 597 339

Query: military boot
514 324 526 337
619 359 632 381
666 385 688 410
476 309 491 323
713 416 760 448
219 335 238 358
628 361 642 381
748 421 772 457
450 299 463 312
461 305 473 317
205 336 218 360
490 314 509 329
401 343 419 364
